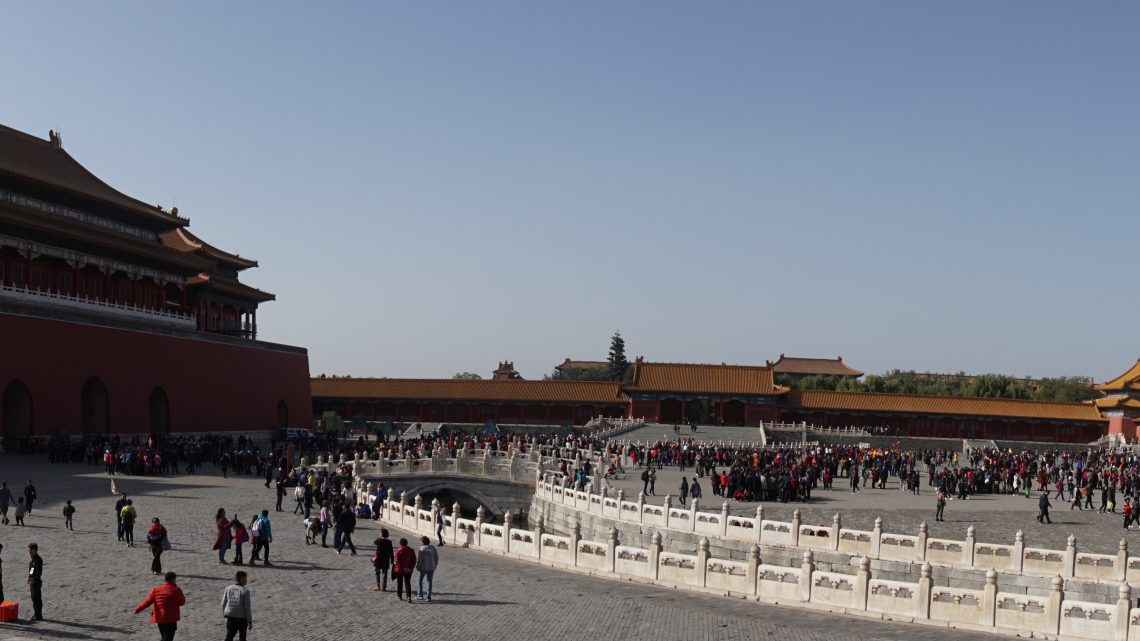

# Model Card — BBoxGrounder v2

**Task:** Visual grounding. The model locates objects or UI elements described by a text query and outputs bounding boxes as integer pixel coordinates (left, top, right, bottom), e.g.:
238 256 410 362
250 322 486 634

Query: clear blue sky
4 3 1138 381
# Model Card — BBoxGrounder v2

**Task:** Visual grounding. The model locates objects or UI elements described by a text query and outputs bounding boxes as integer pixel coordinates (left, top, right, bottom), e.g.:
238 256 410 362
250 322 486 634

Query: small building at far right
1093 359 1140 439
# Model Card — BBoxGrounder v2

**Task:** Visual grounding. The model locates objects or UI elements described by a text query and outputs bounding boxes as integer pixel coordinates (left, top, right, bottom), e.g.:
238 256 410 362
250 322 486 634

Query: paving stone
0 455 1010 641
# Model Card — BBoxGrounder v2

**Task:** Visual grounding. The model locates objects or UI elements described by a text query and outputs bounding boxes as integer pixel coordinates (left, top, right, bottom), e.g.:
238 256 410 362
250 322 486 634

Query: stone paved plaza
0 454 1057 641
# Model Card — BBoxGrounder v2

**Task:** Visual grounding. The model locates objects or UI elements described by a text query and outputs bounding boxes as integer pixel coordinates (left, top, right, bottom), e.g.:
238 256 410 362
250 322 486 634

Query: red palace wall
0 313 312 436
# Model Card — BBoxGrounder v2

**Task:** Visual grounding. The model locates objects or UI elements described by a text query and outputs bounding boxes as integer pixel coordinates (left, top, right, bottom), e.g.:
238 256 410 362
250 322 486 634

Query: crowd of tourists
19 422 1140 639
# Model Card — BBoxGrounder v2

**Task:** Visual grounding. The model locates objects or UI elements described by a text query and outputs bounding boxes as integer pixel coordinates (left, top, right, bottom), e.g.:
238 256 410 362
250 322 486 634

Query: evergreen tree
608 331 629 381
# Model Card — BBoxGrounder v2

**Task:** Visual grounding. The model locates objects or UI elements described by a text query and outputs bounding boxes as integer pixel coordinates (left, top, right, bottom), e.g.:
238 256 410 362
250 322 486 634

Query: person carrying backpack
248 511 272 566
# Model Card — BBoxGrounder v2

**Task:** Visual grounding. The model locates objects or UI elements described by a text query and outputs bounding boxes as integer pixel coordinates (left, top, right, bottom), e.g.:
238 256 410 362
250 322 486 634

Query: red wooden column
72 263 81 295
681 400 688 422
716 401 724 423
104 270 113 302
654 399 662 422
24 252 32 288
129 277 137 307
180 286 188 311
545 405 552 423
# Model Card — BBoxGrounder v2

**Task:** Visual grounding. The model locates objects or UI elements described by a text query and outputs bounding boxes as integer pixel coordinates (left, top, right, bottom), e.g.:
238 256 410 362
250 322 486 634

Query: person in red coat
393 538 417 602
135 572 186 641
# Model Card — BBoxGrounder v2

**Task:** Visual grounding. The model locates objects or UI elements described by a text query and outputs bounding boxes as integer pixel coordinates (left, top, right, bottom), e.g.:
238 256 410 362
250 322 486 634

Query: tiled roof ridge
642 361 773 370
794 388 1093 407
314 377 618 384
178 227 257 268
0 124 187 226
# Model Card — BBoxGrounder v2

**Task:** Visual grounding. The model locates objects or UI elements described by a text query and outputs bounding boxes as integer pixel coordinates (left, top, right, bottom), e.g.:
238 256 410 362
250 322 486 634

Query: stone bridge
310 447 548 517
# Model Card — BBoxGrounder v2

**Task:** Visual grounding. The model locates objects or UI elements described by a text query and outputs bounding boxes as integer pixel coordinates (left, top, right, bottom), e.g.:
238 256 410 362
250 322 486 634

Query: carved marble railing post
414 495 424 532
697 538 710 588
650 532 662 580
982 569 997 626
503 510 513 554
451 501 461 546
799 550 814 602
1013 530 1025 573
689 498 699 533
534 514 545 560
482 450 492 476
570 519 582 566
454 447 465 475
1119 539 1129 582
475 505 485 547
755 505 764 544
607 526 619 573
855 556 871 611
746 544 760 596
637 492 645 524
399 491 408 527
831 513 841 551
964 525 976 568
917 562 932 619
1046 576 1064 635
663 495 672 529
1115 582 1132 641
1064 535 1077 578
790 510 801 547
509 453 519 482
916 521 928 563
720 502 729 537
870 517 882 559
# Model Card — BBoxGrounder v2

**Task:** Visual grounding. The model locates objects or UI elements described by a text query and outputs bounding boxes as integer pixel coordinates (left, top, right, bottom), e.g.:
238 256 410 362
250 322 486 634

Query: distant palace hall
313 356 1132 444
0 125 312 439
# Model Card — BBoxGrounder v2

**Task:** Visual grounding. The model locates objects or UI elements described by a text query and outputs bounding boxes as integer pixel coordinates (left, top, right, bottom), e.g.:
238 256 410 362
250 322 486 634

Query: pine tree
608 331 629 381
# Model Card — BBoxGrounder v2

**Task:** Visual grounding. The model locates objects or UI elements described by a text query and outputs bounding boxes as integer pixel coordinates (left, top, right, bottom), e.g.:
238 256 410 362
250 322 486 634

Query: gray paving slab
0 455 1010 641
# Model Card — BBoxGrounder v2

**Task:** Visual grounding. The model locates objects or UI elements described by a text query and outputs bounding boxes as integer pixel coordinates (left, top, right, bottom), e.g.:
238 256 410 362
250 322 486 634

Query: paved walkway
0 454 1016 641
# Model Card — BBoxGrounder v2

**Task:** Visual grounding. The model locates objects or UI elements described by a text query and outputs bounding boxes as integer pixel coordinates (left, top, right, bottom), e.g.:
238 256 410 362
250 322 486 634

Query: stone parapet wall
374 486 1140 641
530 480 1138 601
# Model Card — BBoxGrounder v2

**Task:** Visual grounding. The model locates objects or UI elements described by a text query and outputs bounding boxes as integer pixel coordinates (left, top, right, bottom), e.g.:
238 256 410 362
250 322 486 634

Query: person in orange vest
134 572 186 641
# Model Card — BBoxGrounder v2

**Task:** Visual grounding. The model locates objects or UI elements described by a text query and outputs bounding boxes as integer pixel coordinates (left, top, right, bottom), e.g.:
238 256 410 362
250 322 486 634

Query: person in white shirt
221 571 253 641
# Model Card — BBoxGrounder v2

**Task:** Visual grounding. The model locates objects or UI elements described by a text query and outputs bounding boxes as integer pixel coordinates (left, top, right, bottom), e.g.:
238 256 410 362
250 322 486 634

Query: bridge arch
402 480 508 517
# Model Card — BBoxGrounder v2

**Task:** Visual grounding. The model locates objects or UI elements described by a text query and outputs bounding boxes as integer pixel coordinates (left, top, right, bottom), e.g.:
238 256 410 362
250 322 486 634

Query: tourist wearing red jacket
135 572 186 641
393 538 417 602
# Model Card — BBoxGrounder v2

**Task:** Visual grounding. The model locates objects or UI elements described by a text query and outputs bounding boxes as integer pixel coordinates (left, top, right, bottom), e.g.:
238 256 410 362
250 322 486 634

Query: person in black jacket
23 480 36 515
1038 492 1053 524
372 529 395 591
335 508 357 555
27 543 43 621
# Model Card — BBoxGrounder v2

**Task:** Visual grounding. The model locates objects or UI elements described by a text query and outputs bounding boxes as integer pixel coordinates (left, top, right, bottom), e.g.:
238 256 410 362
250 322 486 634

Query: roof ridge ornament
48 129 63 149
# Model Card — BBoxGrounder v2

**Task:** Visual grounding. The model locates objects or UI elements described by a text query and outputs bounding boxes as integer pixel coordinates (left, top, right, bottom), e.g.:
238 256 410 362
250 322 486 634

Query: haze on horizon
3 3 1138 383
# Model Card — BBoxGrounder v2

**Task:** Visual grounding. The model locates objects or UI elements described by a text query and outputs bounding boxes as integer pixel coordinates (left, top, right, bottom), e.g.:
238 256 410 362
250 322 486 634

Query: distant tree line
776 370 1099 403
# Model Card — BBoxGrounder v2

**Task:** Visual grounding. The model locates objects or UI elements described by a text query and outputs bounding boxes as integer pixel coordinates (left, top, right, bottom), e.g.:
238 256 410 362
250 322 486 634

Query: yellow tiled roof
787 390 1104 422
311 378 627 404
1093 397 1140 410
625 360 787 396
768 355 863 377
1095 360 1140 392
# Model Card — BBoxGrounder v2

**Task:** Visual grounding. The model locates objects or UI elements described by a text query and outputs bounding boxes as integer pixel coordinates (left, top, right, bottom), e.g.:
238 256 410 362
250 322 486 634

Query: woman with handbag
147 517 170 575
213 508 233 565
